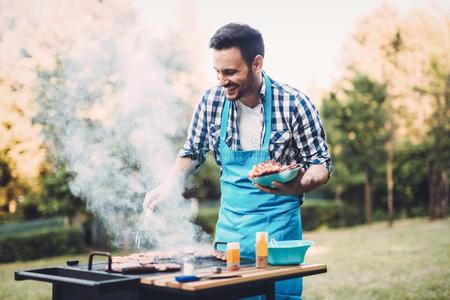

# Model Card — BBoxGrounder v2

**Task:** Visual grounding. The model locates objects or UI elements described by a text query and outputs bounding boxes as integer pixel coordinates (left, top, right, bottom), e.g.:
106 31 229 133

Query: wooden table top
140 263 327 291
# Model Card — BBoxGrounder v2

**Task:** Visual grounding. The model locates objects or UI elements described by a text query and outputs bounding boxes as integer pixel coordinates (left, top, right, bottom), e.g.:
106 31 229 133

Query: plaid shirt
179 72 332 174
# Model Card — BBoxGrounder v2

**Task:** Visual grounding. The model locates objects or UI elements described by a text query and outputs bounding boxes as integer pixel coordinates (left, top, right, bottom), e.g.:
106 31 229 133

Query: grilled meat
108 249 225 273
248 160 299 178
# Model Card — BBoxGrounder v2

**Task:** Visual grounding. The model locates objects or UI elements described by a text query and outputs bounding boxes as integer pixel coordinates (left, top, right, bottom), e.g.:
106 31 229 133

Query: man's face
212 47 256 101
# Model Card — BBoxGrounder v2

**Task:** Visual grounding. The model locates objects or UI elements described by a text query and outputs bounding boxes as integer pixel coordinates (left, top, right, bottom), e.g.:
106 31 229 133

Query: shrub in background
0 220 85 262
301 200 362 231
195 200 362 235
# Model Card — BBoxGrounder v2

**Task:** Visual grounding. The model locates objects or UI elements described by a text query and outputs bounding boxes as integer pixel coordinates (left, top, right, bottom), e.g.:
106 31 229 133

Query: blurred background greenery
1 0 448 256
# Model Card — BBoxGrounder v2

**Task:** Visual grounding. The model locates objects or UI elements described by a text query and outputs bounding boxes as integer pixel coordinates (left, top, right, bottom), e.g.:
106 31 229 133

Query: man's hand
143 185 171 213
142 157 194 214
254 164 329 195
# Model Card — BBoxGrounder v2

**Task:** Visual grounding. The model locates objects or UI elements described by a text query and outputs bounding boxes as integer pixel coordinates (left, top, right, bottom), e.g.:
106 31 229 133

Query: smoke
15 0 211 250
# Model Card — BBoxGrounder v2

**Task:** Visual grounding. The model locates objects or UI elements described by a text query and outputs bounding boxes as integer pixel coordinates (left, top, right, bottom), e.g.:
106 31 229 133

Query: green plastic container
251 166 301 187
268 240 313 265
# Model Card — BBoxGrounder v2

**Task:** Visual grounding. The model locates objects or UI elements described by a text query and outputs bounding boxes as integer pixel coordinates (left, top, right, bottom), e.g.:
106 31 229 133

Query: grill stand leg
265 283 275 300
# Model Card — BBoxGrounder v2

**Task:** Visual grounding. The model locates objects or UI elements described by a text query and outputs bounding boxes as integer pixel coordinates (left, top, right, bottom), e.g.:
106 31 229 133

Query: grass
1 255 86 300
303 218 450 299
1 218 449 299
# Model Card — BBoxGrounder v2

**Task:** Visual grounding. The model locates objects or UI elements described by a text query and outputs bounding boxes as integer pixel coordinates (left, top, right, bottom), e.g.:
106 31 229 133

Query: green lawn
303 218 450 299
1 218 449 299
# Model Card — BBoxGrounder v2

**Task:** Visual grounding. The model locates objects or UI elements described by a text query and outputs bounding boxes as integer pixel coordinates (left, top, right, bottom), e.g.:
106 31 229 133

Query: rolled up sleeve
178 93 210 170
292 93 332 175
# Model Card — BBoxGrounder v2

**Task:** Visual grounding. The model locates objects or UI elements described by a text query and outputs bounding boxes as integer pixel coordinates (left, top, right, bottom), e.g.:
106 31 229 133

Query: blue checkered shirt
178 72 332 174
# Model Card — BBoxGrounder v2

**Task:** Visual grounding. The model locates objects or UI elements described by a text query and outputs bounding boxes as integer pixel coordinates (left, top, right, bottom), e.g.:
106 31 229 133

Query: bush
196 204 219 235
0 217 65 234
301 199 362 231
196 200 362 235
0 226 85 262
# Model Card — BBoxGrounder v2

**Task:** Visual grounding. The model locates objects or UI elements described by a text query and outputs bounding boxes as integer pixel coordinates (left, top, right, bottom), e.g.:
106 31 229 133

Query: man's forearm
163 156 195 186
300 164 329 193
175 156 195 174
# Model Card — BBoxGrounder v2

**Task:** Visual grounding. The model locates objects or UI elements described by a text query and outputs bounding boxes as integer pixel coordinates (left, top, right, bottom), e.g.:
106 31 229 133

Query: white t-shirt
236 100 263 150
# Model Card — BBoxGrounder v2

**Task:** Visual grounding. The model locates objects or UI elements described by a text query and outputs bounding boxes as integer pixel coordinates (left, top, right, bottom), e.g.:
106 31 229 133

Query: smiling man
144 23 331 300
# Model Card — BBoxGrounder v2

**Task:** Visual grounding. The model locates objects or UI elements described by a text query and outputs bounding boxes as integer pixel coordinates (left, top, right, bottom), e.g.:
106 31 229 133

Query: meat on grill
212 250 226 261
248 160 299 178
153 263 183 272
108 249 225 273
108 252 182 273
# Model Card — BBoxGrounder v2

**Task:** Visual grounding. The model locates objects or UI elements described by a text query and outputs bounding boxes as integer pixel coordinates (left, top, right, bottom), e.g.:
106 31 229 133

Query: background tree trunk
428 163 449 219
386 138 395 227
364 172 373 224
335 185 346 227
428 87 449 219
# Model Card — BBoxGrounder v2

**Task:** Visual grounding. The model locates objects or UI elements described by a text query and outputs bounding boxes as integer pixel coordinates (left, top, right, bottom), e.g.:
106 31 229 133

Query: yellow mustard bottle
226 242 240 271
256 232 268 268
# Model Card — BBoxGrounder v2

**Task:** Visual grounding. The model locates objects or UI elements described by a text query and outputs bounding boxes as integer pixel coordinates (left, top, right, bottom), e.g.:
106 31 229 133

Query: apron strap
261 74 272 149
220 97 231 145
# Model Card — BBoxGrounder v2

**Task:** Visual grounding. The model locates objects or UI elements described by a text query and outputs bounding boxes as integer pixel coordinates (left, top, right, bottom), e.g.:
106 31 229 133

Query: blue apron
214 74 303 300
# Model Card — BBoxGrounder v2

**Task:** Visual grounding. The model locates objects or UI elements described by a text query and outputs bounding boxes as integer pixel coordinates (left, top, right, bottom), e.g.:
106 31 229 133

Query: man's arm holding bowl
254 163 329 195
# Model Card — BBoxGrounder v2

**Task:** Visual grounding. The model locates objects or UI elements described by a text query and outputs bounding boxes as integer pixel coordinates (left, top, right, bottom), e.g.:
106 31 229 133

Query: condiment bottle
226 242 240 271
182 247 195 275
256 232 268 268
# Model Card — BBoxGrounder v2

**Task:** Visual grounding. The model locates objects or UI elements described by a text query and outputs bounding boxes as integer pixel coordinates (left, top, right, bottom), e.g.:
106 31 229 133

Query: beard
224 70 257 101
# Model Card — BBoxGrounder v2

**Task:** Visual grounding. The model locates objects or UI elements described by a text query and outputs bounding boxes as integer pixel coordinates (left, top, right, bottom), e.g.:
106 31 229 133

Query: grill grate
77 255 255 277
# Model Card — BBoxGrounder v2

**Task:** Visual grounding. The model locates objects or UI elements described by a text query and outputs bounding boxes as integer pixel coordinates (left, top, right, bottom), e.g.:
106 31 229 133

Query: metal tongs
134 210 152 249
134 232 142 249
135 209 161 249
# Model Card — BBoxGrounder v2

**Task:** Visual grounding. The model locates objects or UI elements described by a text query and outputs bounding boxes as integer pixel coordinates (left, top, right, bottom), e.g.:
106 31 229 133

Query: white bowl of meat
248 160 302 187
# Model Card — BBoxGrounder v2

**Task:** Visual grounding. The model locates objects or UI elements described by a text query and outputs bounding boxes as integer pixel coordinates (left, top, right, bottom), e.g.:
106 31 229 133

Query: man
144 23 331 300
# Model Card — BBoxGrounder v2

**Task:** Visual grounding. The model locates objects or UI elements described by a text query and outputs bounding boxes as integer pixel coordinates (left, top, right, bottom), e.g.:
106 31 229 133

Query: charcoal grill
15 250 326 300
15 251 253 300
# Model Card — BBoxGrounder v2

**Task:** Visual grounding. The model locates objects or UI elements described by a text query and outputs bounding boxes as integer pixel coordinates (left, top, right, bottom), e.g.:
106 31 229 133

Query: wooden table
139 263 327 300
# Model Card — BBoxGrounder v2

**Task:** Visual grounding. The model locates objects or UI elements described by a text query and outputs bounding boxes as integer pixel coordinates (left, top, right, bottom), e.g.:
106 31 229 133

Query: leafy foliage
0 226 85 262
321 74 389 200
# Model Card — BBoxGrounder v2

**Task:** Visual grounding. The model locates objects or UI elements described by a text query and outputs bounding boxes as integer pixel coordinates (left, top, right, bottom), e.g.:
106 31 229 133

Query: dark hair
209 23 264 66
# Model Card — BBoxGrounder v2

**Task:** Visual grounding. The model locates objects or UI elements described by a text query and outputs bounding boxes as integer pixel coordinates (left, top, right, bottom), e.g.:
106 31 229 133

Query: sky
134 0 442 97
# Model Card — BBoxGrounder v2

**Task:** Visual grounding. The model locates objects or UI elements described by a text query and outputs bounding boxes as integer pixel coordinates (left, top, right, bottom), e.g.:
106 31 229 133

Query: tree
0 1 48 219
322 74 389 224
0 0 210 249
415 59 449 219
340 3 450 222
